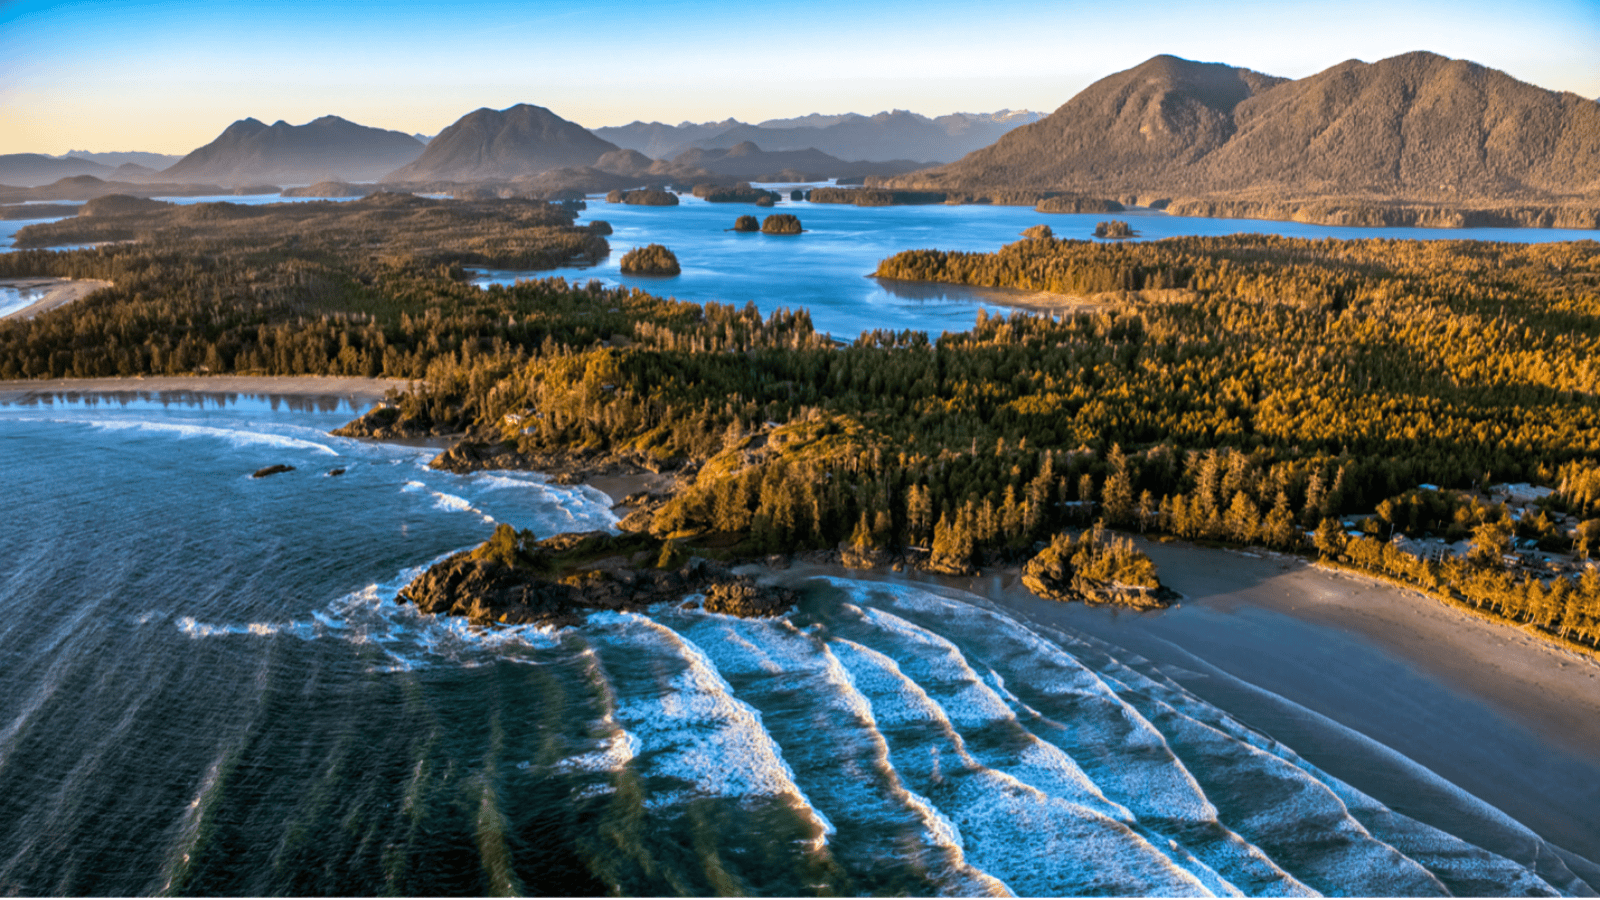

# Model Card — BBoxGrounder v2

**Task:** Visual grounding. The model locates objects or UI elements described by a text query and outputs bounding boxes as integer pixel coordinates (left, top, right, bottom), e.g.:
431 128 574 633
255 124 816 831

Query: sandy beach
985 539 1600 871
0 375 413 404
771 539 1600 872
0 277 113 320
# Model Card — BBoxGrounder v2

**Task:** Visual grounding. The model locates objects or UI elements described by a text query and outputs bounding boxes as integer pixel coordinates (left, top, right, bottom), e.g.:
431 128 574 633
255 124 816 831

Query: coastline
0 277 113 320
968 539 1600 869
0 375 412 404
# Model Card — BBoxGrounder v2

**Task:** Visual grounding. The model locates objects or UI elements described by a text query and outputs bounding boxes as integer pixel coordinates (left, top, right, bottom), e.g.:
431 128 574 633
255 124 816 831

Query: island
760 213 802 235
605 188 679 206
732 215 759 232
1092 220 1136 238
618 243 680 275
692 183 782 204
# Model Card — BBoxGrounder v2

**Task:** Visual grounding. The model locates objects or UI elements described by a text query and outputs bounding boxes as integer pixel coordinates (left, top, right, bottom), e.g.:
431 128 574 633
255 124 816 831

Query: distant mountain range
594 110 1042 163
883 52 1600 209
161 116 425 185
7 55 1595 227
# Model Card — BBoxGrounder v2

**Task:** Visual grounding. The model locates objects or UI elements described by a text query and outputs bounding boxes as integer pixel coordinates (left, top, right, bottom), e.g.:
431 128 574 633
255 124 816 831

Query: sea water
0 392 1594 896
472 189 1600 339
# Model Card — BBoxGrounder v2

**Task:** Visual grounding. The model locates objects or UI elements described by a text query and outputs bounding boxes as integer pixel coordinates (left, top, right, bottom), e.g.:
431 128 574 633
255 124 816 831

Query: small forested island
618 243 680 275
1036 196 1126 214
692 183 781 204
1093 220 1136 238
732 215 759 232
6 197 1600 649
761 213 802 235
605 188 679 206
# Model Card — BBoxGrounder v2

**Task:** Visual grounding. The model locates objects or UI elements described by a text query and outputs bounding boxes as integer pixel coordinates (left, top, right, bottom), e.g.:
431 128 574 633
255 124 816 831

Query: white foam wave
584 611 835 848
661 611 1012 894
827 636 1216 897
1074 632 1564 896
400 481 496 524
78 418 340 456
826 578 1319 896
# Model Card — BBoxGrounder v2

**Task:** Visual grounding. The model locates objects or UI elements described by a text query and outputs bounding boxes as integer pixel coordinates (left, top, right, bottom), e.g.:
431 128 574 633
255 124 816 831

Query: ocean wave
76 418 341 456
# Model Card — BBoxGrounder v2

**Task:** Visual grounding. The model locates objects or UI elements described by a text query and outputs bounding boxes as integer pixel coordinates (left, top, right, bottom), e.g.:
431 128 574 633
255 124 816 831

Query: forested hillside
5 200 1599 649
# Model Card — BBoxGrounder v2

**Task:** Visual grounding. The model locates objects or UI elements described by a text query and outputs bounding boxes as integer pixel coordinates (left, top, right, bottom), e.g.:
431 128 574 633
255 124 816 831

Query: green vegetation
1037 196 1125 214
1093 220 1135 238
761 214 802 235
1021 524 1164 607
6 202 1600 645
732 215 759 233
0 194 606 380
605 189 679 206
618 243 680 275
692 183 781 204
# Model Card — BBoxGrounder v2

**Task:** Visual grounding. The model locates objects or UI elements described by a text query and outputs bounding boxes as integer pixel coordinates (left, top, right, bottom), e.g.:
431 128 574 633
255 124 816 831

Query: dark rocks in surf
327 467 346 477
251 464 295 478
398 525 794 626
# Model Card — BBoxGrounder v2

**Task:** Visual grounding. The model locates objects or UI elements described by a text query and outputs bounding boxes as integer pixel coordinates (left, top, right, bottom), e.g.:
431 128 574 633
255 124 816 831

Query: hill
0 154 117 188
161 115 425 186
596 110 1042 163
60 150 182 170
880 52 1600 220
885 55 1284 193
669 142 924 181
592 119 744 159
383 104 619 183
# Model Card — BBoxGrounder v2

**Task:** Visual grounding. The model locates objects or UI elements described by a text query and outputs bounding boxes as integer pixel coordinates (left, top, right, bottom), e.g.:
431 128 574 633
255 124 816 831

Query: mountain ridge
383 105 620 183
879 52 1600 209
161 115 425 186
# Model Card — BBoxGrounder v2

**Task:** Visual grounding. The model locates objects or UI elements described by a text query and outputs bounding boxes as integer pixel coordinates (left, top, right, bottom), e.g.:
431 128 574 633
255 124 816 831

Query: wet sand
0 277 112 320
0 375 412 404
772 541 1600 875
986 539 1600 873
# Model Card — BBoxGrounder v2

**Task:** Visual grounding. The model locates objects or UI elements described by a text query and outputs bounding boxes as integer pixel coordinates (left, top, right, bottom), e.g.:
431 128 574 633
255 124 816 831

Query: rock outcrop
397 527 795 626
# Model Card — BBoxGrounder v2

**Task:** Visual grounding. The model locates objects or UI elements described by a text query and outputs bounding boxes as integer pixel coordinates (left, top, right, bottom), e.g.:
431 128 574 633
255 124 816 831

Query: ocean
0 392 1594 896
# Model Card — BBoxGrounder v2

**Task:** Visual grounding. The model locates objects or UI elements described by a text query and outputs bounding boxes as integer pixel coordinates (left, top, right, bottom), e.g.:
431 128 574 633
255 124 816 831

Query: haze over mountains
885 52 1600 209
5 50 1596 229
594 110 1042 163
161 116 425 185
382 105 619 183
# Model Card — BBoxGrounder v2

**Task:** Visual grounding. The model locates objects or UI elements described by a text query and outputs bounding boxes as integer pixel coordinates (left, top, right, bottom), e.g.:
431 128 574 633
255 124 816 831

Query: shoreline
975 539 1600 867
759 548 1600 867
0 277 113 320
0 375 413 404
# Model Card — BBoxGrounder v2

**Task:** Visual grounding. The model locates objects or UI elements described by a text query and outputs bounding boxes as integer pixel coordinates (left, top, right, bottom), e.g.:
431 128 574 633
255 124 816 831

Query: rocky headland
397 526 795 626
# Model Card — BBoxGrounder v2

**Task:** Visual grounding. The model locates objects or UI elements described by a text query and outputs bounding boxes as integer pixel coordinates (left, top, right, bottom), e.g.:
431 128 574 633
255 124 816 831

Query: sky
2 0 1597 156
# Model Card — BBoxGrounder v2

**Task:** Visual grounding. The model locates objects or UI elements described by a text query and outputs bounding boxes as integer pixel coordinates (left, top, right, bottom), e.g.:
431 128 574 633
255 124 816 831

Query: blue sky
2 0 1596 155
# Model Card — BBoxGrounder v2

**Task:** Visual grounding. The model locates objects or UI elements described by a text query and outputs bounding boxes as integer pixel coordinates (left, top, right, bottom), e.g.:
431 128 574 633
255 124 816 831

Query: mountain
161 116 425 185
0 154 116 187
383 104 619 183
592 119 744 160
596 110 1042 164
59 150 182 170
668 141 925 181
883 52 1600 206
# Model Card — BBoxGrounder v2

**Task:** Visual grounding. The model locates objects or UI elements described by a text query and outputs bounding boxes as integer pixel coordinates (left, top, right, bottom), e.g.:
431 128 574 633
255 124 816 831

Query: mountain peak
882 50 1600 203
382 104 619 183
163 116 425 185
